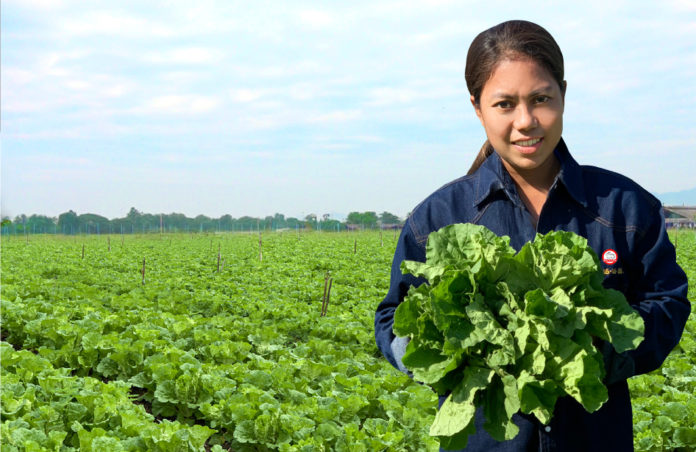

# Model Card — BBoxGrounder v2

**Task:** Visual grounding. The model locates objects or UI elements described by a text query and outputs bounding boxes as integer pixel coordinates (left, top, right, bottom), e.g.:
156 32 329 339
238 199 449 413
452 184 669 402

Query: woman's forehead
483 59 560 95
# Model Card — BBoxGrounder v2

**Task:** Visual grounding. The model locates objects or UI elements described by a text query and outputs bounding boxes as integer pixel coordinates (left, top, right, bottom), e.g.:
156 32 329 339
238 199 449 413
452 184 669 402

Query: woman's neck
502 155 561 225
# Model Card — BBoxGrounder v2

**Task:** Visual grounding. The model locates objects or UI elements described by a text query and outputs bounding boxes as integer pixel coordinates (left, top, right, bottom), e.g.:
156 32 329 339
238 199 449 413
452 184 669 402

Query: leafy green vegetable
1 231 441 451
393 223 645 448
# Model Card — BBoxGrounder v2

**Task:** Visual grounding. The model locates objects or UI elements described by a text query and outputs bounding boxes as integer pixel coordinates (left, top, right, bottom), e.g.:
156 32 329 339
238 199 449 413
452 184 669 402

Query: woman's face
472 58 565 179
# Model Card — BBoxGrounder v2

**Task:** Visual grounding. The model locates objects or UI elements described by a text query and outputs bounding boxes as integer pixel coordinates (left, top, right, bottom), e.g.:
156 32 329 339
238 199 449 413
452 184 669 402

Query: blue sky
2 0 695 220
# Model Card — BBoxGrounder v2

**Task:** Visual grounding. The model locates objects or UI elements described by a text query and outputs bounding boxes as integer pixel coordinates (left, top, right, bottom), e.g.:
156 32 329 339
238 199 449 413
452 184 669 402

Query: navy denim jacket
374 138 690 452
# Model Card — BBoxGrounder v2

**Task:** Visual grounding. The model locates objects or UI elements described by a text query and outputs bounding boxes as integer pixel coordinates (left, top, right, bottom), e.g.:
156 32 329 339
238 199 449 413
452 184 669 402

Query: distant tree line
1 208 403 235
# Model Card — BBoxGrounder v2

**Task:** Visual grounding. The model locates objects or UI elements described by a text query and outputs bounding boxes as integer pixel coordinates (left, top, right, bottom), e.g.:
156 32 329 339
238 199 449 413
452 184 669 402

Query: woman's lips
513 137 543 154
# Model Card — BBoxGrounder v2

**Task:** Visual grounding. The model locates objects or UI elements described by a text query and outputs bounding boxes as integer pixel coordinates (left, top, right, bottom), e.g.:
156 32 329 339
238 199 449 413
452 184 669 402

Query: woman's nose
514 104 537 130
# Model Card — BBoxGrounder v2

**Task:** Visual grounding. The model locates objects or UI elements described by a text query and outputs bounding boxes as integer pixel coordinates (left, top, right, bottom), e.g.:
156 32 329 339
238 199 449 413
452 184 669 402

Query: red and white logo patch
602 249 618 265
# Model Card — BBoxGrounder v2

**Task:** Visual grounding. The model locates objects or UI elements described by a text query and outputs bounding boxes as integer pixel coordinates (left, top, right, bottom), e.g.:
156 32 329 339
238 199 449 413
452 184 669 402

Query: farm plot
1 230 695 451
629 230 696 451
1 231 438 451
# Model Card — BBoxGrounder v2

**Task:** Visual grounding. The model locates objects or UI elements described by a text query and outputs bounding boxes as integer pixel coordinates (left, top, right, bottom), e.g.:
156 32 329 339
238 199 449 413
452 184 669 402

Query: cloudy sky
2 0 695 220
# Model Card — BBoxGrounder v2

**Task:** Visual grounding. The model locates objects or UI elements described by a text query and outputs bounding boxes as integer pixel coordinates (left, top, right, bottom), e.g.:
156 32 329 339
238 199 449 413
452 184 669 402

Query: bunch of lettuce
392 223 644 449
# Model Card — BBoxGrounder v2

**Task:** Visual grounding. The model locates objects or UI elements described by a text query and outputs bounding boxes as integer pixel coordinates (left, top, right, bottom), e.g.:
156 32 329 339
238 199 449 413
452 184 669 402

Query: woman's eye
495 101 513 109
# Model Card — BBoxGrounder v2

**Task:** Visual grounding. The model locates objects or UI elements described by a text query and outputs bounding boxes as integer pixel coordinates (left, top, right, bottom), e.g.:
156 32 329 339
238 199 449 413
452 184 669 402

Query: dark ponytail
467 140 494 175
465 20 565 174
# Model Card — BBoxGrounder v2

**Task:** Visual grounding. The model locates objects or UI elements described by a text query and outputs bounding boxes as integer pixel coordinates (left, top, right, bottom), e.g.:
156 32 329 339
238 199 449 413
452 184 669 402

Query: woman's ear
470 95 484 125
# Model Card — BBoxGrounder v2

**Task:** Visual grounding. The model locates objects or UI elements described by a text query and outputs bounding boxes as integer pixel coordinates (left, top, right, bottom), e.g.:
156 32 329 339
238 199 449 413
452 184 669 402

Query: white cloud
230 89 265 103
64 80 92 91
367 87 417 106
3 0 66 10
408 21 477 46
138 95 220 114
297 10 334 29
142 47 223 65
309 109 362 123
287 83 319 101
3 68 37 86
59 10 174 37
669 0 696 11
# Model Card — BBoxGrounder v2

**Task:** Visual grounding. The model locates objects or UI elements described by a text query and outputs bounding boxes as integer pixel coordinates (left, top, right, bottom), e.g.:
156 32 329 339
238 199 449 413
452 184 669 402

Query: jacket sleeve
609 205 691 383
374 221 427 371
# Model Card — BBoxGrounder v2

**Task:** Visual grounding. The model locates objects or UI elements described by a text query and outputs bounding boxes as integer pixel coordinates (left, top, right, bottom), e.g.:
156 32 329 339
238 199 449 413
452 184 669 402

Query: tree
219 214 234 232
273 213 286 229
126 207 142 223
346 212 363 224
194 214 213 232
25 214 57 233
78 213 110 234
58 210 79 234
379 211 401 225
363 211 378 228
285 217 301 230
304 214 317 230
346 211 378 229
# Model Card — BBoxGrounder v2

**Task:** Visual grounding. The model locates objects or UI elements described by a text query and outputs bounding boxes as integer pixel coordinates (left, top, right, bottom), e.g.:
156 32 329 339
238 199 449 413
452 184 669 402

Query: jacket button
545 426 552 433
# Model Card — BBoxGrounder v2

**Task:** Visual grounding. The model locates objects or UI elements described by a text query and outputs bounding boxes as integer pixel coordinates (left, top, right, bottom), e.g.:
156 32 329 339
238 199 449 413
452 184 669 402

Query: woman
374 20 690 451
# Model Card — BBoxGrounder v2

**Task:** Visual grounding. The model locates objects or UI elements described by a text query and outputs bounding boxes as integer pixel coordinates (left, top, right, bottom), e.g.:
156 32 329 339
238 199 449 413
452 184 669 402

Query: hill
654 187 696 206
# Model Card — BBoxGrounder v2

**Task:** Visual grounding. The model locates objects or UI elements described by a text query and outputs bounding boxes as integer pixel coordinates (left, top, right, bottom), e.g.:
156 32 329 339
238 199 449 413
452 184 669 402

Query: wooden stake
354 238 357 254
259 232 263 261
321 273 333 317
327 278 332 314
217 243 221 272
380 230 383 247
141 258 146 285
321 274 329 316
108 236 111 252
82 244 85 259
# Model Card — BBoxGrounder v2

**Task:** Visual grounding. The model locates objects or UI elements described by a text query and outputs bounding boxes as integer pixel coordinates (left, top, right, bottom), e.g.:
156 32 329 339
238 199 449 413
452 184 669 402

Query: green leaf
482 374 520 441
401 338 459 385
429 366 493 438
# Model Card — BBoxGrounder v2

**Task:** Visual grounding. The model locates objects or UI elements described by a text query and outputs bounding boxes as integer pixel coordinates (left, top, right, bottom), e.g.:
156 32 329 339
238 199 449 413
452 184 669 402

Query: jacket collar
554 138 588 208
473 137 587 208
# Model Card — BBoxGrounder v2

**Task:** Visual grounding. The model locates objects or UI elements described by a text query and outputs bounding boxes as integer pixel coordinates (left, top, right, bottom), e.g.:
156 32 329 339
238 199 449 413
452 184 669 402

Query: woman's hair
465 20 565 175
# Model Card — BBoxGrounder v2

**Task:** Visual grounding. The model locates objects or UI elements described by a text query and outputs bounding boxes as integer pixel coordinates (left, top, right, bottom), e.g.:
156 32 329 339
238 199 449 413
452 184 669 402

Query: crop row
628 230 696 451
1 230 695 451
1 232 439 451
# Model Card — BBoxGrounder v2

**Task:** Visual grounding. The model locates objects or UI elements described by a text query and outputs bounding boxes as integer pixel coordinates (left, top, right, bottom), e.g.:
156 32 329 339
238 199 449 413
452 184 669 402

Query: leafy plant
393 223 645 449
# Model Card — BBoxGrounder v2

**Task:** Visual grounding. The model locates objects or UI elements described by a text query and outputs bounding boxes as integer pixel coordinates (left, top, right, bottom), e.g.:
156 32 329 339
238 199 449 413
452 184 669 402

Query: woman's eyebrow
489 85 556 99
528 85 555 96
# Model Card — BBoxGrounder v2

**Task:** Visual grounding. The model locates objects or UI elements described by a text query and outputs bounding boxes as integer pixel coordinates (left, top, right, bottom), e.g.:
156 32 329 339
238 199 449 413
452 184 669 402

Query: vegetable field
1 230 695 451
